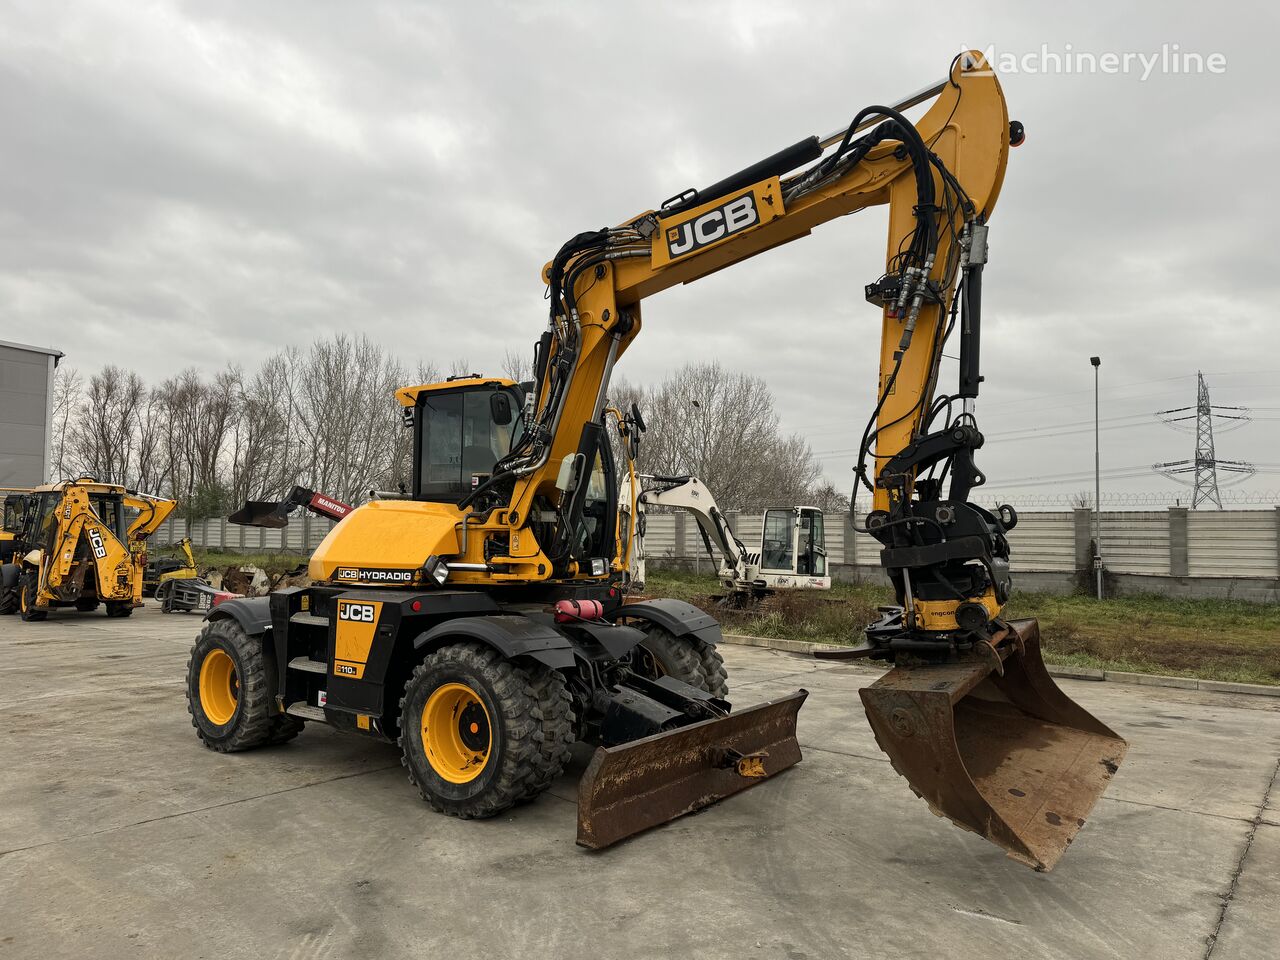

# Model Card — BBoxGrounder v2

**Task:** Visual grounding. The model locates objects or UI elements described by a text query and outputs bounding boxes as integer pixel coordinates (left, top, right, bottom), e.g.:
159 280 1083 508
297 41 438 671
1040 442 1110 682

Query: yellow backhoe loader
1 478 176 620
184 51 1125 869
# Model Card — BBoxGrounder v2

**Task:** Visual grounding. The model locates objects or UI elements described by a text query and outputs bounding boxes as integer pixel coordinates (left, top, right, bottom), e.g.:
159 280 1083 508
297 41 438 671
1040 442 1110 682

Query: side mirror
630 402 647 433
555 453 584 493
490 391 513 425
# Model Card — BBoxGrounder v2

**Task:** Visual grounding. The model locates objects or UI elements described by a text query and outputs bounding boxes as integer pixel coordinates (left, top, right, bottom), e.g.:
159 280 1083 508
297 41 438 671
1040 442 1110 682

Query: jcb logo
339 602 376 623
665 193 758 259
337 568 358 579
88 528 107 560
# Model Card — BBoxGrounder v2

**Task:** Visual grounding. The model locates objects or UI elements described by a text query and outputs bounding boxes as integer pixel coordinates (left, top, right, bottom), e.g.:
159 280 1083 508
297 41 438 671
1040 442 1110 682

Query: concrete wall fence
150 507 1280 602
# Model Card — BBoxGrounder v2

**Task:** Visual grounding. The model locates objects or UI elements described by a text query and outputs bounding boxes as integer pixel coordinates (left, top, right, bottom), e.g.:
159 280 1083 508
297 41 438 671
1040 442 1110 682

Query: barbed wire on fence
977 489 1280 508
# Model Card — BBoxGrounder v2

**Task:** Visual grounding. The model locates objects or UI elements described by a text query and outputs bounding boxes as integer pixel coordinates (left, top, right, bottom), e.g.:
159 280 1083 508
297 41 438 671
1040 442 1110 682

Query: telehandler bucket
577 689 807 849
859 619 1127 871
227 500 288 528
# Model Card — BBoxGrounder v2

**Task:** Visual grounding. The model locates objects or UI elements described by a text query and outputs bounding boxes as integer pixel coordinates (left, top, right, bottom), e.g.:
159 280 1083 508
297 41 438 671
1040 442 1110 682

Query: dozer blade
227 500 288 528
577 689 807 849
861 619 1127 871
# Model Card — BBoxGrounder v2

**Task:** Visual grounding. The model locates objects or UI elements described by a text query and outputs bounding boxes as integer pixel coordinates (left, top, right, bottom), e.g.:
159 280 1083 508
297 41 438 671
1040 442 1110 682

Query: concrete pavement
1 604 1277 960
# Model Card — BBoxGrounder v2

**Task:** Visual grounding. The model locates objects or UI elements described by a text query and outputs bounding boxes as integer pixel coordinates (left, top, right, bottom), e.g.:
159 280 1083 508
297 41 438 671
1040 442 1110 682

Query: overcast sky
4 1 1277 506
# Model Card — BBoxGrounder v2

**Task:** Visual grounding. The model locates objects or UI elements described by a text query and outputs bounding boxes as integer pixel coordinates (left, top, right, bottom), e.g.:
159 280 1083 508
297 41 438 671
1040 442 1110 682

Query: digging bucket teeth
860 619 1127 871
577 689 808 849
227 500 288 528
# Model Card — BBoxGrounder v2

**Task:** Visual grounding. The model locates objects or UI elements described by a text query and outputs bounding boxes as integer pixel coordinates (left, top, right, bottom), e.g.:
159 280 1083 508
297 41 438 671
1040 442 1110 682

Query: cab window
761 509 794 572
89 494 125 540
417 388 523 500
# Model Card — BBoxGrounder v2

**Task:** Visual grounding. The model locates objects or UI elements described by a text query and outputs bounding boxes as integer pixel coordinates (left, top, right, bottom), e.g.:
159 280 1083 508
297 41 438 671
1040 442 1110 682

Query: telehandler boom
186 51 1125 868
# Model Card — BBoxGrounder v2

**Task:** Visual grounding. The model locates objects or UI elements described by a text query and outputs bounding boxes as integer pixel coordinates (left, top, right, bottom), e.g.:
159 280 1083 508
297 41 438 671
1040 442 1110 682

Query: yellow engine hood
309 500 462 587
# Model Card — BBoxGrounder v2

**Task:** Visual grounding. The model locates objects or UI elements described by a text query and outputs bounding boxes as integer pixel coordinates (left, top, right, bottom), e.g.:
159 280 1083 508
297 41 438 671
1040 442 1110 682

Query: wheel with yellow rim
399 642 574 818
18 570 45 622
185 616 303 751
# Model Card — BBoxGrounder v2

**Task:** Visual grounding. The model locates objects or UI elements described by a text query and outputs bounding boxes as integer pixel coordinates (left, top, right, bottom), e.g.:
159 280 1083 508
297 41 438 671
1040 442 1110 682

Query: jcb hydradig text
188 50 1124 864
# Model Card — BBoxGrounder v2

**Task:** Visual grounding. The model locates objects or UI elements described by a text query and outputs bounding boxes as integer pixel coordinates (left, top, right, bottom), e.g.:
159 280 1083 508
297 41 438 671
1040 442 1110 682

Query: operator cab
760 506 827 578
396 377 527 501
395 375 618 573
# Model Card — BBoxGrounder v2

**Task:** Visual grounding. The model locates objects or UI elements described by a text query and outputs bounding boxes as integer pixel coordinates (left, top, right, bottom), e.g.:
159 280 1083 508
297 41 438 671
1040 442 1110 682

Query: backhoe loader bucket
860 619 1126 871
577 689 807 849
227 500 288 528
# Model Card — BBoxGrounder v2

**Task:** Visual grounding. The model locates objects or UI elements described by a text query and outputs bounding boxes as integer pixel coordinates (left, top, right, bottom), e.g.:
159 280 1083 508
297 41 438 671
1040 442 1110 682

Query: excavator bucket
860 619 1127 871
227 500 288 528
577 689 807 849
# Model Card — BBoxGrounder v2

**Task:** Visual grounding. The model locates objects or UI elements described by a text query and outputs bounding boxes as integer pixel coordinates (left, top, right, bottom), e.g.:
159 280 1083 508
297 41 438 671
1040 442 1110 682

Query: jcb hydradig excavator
186 51 1125 868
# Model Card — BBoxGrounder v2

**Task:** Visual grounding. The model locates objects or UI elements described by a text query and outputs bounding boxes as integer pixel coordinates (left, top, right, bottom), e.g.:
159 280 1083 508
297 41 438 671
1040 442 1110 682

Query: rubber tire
399 643 574 819
637 625 729 698
105 601 133 618
0 584 16 616
75 599 100 613
18 571 45 622
186 617 296 751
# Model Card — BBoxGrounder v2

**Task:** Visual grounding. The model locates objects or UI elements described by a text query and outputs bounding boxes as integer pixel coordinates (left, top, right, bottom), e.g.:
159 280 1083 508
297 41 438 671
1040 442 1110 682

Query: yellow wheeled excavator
185 51 1126 868
1 478 177 620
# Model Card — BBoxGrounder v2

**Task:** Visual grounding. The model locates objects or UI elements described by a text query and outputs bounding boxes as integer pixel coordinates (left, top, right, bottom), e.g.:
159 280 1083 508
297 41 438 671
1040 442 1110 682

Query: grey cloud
2 0 1277 503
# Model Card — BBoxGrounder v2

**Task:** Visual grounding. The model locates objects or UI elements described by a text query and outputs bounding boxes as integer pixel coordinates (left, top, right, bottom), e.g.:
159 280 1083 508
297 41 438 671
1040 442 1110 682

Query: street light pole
1090 356 1102 600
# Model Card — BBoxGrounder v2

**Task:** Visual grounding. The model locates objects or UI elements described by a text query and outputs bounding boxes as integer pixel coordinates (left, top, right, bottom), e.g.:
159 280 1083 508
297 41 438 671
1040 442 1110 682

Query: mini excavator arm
634 476 751 583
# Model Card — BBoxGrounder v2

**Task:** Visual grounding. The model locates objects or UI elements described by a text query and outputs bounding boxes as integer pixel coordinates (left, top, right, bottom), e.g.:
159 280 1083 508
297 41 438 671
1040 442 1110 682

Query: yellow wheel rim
199 648 239 726
422 682 491 784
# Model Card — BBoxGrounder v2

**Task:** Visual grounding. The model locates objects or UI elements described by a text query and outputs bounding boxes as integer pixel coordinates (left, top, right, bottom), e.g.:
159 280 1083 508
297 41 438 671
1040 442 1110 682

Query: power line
1152 372 1255 508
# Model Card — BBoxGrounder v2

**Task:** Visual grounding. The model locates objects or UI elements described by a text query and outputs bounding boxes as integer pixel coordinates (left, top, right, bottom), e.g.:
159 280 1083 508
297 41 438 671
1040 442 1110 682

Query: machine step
290 612 329 628
285 703 327 723
288 657 328 675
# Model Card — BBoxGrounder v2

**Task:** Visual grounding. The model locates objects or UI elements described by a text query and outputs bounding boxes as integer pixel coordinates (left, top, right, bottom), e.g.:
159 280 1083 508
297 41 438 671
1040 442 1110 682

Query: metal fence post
1168 506 1189 577
1072 508 1092 572
842 511 855 567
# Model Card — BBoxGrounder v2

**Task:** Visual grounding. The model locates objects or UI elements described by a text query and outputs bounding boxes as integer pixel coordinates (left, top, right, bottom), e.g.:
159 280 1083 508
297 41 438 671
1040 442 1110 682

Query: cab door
796 509 826 577
759 509 795 573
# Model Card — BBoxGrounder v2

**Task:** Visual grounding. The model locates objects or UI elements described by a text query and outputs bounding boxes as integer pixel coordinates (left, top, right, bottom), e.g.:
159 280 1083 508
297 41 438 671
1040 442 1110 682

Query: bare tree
627 361 822 510
69 366 144 485
500 345 535 383
447 357 476 378
49 366 82 482
803 479 850 513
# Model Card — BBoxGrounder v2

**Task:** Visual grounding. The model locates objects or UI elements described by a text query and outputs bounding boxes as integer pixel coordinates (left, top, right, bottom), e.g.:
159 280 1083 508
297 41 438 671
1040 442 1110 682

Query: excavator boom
506 50 1124 865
